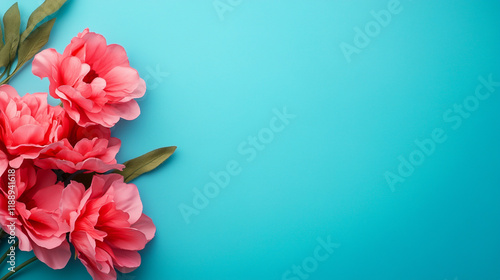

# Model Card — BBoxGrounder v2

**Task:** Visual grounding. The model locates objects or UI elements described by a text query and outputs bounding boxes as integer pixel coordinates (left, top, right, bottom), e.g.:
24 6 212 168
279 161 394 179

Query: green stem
0 66 9 81
0 241 18 264
0 256 38 280
0 65 20 86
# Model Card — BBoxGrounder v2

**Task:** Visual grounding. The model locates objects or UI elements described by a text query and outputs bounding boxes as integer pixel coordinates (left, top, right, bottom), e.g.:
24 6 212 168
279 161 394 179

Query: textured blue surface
1 0 500 279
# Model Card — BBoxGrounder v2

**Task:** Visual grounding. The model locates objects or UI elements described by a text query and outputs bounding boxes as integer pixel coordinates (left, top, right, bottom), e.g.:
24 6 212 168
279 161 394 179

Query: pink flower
0 85 72 168
61 174 156 280
0 149 7 177
35 125 124 173
32 28 146 128
0 163 71 269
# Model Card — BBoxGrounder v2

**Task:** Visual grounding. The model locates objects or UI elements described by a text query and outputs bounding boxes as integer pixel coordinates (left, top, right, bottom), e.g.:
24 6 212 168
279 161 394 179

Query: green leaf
21 0 66 42
116 146 177 183
3 3 20 62
16 18 55 70
0 42 12 68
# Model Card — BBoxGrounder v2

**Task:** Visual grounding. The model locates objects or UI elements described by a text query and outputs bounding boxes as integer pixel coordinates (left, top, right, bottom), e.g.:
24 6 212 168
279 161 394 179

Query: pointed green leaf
116 146 177 183
16 18 55 70
0 42 12 68
21 0 66 42
3 3 20 62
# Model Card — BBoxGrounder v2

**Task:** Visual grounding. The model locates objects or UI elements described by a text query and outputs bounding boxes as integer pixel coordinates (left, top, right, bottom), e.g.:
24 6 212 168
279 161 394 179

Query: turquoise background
1 0 499 279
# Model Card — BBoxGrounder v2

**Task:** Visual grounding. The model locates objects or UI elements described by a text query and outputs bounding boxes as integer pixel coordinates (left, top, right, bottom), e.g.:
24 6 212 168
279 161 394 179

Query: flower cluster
0 29 154 280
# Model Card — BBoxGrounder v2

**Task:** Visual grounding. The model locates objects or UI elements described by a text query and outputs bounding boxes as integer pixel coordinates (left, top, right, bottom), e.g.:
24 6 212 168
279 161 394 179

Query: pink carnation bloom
35 125 124 173
0 85 71 168
0 149 7 177
0 163 71 269
61 174 156 280
32 28 146 128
